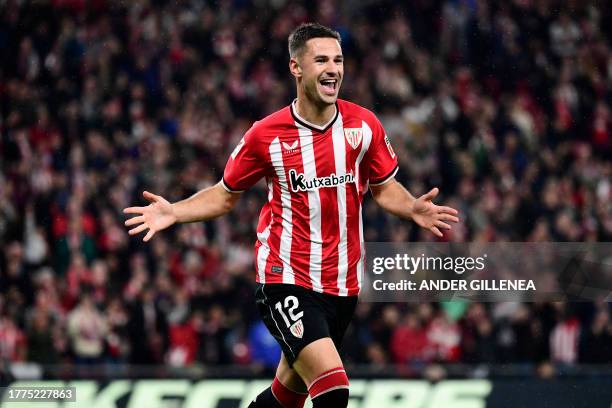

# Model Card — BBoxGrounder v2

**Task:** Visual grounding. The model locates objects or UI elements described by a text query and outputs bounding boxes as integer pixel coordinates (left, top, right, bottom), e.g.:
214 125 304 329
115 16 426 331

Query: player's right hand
123 191 177 242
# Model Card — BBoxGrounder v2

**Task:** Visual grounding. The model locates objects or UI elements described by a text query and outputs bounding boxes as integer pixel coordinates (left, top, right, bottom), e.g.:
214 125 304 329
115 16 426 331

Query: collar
290 99 339 133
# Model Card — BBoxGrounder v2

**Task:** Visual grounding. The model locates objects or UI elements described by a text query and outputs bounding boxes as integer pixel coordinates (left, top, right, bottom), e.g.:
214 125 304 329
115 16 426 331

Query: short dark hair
288 23 341 58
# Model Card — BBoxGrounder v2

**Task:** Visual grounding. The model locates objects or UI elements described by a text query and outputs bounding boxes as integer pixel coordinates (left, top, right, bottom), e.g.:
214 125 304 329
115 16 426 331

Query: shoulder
249 105 293 136
337 99 381 128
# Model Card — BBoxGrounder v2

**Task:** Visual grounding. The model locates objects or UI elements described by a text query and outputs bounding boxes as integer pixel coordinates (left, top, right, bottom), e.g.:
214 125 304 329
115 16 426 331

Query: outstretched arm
123 182 241 241
370 179 459 237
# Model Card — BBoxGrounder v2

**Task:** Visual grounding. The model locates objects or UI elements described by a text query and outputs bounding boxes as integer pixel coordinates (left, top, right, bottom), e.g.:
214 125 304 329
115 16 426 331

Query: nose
325 61 339 77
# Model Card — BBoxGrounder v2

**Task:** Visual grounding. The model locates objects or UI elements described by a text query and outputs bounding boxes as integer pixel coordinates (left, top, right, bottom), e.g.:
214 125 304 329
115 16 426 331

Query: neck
295 95 336 127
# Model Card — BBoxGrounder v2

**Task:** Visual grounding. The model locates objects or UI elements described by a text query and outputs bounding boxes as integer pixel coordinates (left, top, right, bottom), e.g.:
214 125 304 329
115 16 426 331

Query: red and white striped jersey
223 99 398 296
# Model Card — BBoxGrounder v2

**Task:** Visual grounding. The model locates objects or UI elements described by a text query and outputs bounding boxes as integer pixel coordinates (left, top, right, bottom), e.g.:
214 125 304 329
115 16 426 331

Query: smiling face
290 37 344 108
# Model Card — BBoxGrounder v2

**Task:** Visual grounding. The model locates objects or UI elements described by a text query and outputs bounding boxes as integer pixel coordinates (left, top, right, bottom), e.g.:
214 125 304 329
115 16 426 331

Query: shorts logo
290 319 304 338
344 128 363 149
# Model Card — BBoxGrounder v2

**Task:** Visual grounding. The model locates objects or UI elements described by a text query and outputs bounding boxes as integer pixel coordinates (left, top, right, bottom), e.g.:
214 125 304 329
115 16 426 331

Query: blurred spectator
67 292 107 364
105 298 130 364
0 314 27 362
550 309 581 365
427 311 462 362
461 303 497 363
580 308 612 363
167 311 203 367
26 308 59 365
390 312 428 364
127 286 168 365
200 305 231 364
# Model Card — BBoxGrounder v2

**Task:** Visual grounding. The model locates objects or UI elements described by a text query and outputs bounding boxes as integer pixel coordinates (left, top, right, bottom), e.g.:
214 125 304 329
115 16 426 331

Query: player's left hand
411 187 459 237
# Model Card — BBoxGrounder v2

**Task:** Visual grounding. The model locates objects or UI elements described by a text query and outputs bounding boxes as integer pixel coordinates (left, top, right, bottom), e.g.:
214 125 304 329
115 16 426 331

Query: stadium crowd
1 0 611 375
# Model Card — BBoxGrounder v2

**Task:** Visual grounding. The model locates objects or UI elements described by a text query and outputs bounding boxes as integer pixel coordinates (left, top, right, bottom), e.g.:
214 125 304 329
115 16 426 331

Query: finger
437 206 459 215
143 229 155 242
430 226 443 237
143 191 158 203
123 207 145 214
422 187 439 201
124 216 144 227
435 221 452 230
129 224 149 236
438 213 460 223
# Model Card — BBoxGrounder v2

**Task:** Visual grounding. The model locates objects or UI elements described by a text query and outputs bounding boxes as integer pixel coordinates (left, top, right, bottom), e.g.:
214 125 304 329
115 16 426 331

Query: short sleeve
367 117 399 185
222 125 268 192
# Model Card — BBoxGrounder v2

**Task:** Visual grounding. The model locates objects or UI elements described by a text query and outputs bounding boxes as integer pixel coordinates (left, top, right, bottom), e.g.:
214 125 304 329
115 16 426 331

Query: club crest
290 320 304 338
344 128 363 149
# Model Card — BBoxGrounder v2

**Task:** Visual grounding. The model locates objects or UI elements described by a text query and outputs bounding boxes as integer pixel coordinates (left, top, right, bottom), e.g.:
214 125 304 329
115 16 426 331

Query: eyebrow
313 54 344 59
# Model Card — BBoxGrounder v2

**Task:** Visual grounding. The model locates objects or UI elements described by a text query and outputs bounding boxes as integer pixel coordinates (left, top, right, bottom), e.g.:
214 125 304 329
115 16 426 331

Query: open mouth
319 78 337 95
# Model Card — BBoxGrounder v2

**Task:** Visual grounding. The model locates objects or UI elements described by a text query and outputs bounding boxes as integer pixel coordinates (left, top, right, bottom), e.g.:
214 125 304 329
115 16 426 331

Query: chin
317 92 338 105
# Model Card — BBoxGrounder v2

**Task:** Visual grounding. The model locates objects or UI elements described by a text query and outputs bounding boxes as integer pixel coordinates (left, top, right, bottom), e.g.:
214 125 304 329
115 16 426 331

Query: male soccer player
124 23 459 408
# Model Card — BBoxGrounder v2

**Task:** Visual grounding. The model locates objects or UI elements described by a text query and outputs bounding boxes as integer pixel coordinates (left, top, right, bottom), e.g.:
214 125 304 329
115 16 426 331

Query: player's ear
289 57 302 78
